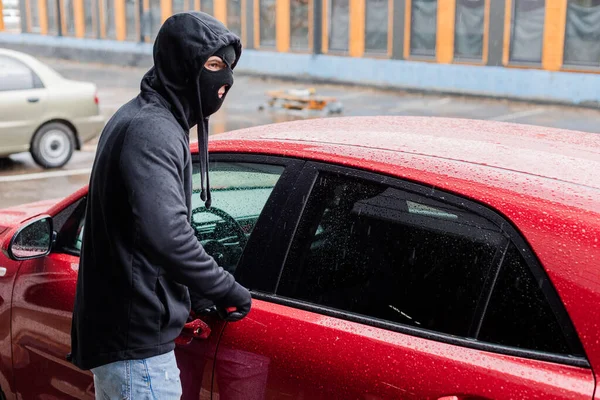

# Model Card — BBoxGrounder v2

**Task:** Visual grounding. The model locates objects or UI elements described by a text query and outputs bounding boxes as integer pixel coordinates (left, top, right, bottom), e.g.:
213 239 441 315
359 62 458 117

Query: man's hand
216 282 252 322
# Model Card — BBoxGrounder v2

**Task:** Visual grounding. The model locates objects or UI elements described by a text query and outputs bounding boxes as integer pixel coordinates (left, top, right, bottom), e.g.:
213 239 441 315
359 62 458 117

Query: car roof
208 116 600 190
0 48 40 64
203 116 600 220
0 48 64 84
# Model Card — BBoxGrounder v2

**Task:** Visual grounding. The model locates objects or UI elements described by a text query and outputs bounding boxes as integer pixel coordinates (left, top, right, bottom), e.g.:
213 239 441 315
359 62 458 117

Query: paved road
2 58 600 208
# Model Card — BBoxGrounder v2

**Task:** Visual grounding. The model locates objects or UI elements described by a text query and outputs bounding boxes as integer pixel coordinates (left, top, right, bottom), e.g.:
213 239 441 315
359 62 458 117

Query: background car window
478 244 583 356
191 161 285 273
277 172 506 337
0 55 38 91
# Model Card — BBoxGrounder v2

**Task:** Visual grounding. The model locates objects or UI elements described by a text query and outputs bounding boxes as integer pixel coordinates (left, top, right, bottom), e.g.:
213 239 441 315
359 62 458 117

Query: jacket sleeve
119 122 236 301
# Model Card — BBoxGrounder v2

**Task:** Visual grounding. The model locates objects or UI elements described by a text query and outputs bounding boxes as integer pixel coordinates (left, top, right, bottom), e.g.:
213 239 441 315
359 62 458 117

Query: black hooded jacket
70 12 246 370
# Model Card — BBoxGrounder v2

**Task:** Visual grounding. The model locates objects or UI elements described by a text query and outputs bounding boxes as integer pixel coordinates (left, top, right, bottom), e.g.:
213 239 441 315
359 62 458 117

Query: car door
10 196 96 399
10 154 304 400
213 162 595 400
0 54 47 155
10 196 99 399
177 154 304 400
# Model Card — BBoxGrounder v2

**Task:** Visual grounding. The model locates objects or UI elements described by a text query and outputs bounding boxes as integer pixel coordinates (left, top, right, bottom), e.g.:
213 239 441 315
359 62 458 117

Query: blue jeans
91 351 182 399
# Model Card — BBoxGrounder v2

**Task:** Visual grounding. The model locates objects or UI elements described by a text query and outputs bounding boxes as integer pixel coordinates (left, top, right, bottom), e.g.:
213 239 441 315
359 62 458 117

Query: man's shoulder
118 115 188 166
123 105 187 147
128 103 183 136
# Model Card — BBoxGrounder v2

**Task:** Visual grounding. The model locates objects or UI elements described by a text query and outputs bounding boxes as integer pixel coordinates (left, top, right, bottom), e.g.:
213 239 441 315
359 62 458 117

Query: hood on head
141 11 242 131
141 11 242 208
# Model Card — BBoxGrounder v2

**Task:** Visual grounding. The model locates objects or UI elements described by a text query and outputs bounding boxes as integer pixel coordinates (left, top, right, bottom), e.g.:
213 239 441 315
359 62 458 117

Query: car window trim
252 291 589 368
53 197 86 257
198 152 306 292
470 239 511 338
481 224 587 357
272 160 588 366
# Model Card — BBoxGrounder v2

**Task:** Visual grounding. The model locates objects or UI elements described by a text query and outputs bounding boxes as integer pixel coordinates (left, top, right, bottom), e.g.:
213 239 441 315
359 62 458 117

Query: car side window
478 244 583 356
56 161 286 260
277 172 506 337
0 55 41 92
191 161 285 273
277 170 583 359
50 197 86 255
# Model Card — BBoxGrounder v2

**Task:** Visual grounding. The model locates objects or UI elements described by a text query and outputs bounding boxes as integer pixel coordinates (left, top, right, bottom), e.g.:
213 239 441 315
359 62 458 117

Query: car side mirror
7 216 54 261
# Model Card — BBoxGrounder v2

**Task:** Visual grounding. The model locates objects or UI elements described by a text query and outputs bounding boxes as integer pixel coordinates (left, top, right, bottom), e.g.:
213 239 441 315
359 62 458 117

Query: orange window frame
362 0 394 58
324 0 389 56
503 0 566 71
0 0 4 31
404 0 446 61
255 0 300 51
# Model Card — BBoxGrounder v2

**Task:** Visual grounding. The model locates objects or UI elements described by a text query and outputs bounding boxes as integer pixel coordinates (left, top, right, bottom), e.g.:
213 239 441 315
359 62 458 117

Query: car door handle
438 396 490 400
183 318 211 339
27 97 40 103
175 318 212 346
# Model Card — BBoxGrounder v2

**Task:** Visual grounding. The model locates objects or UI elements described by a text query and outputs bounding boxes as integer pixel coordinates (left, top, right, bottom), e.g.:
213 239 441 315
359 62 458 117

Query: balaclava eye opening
197 44 237 208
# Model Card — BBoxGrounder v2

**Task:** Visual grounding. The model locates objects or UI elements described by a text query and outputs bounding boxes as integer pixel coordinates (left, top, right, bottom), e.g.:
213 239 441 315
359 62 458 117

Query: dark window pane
47 0 59 35
564 0 600 66
173 0 186 14
0 56 35 91
105 0 117 39
454 0 485 59
259 0 276 47
84 0 96 37
227 0 242 38
478 244 580 356
30 0 41 32
365 0 388 53
64 0 76 35
410 0 438 56
278 173 504 337
328 0 349 52
146 0 161 40
291 0 310 50
126 0 138 41
201 0 214 15
509 0 545 63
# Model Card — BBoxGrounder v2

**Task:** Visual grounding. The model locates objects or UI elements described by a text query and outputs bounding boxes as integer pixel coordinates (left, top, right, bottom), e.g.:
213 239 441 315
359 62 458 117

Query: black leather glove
216 282 252 322
189 291 215 315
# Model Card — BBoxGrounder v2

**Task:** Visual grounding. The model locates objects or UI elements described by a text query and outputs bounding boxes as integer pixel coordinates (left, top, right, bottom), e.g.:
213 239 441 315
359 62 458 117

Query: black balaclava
197 44 236 208
141 12 242 209
199 45 236 117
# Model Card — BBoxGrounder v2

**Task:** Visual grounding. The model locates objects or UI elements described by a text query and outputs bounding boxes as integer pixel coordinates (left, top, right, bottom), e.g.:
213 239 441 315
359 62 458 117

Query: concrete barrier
2 33 599 107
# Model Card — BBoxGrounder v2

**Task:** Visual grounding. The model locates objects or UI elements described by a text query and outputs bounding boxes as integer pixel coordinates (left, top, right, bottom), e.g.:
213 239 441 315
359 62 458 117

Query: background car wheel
31 122 76 169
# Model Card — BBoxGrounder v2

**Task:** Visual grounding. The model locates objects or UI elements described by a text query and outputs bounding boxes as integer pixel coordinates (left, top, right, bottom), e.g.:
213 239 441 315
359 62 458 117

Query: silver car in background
0 49 104 168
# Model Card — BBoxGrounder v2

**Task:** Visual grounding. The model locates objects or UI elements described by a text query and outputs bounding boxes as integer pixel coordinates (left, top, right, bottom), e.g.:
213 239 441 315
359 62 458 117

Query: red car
0 117 599 400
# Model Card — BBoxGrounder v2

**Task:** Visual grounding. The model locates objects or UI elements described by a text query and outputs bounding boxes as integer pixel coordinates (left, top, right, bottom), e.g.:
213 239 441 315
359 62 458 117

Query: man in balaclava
70 12 251 398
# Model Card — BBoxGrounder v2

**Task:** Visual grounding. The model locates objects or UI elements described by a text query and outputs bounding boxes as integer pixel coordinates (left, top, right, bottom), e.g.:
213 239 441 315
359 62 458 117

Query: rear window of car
276 169 585 361
277 173 503 337
0 55 38 91
478 243 583 356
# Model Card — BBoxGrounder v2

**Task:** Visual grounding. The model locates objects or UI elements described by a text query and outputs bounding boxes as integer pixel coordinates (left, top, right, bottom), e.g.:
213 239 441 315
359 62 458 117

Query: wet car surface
0 117 599 399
